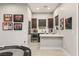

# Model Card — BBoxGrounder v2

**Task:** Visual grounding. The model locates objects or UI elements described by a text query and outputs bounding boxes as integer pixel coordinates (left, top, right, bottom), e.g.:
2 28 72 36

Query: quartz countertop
40 34 64 37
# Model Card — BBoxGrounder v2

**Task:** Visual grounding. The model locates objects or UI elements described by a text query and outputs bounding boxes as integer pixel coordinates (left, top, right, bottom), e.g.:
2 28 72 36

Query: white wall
27 7 32 21
53 3 78 56
27 7 32 43
0 4 32 47
32 13 53 33
78 3 79 56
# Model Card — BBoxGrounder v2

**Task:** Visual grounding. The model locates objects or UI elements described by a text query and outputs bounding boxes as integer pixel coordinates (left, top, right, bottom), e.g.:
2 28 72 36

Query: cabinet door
48 18 53 28
32 18 37 28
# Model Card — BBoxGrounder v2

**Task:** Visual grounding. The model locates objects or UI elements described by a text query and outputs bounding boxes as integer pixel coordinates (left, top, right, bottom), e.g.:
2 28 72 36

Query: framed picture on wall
65 17 72 29
55 15 59 30
2 21 13 30
38 19 46 29
4 14 12 21
14 23 22 30
60 18 64 30
14 14 23 22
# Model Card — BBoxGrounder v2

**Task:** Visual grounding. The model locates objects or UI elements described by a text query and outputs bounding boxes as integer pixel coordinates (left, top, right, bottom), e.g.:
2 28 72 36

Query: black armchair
0 45 31 56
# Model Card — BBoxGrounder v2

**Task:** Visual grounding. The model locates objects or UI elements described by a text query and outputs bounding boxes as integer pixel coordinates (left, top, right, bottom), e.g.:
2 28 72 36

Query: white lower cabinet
40 37 63 49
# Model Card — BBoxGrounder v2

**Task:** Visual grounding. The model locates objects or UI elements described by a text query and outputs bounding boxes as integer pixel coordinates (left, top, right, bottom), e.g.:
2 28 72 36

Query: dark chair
0 45 31 56
0 52 13 56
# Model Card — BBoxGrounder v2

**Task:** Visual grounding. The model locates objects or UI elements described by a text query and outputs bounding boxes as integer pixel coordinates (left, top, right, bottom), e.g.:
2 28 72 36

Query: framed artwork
38 19 46 29
60 18 64 30
65 17 72 29
55 15 59 30
14 14 23 22
14 23 22 30
2 21 13 30
4 14 12 21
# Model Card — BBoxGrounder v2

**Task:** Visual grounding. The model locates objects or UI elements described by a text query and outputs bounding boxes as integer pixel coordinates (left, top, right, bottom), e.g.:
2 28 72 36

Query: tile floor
28 42 64 56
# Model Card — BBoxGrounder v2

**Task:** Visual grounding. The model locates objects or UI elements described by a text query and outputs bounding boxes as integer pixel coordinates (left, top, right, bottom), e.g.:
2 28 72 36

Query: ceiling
28 3 61 13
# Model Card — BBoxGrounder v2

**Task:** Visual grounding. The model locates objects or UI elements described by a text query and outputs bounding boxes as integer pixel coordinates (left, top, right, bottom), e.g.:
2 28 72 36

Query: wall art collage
55 15 72 30
2 14 23 30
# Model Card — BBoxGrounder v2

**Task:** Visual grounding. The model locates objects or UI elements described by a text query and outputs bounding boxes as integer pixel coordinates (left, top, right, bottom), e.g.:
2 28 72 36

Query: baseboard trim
40 47 62 50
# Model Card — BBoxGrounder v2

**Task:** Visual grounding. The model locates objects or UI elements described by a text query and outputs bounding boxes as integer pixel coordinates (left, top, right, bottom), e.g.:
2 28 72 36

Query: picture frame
38 19 46 29
65 17 72 29
60 18 64 30
14 23 22 30
14 14 23 22
55 15 59 30
4 14 12 21
2 21 13 30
